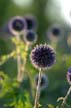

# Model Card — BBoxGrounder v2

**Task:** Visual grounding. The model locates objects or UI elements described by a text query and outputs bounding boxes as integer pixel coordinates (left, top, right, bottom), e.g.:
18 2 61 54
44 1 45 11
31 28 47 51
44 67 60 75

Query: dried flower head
35 73 48 91
24 15 37 31
30 44 56 70
8 16 27 36
67 67 71 85
23 30 37 45
47 24 64 42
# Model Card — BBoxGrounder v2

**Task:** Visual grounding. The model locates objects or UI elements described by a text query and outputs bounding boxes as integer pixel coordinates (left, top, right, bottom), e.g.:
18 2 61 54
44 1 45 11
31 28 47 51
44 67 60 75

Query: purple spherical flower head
47 24 64 42
8 16 27 36
24 15 38 31
30 44 56 70
35 73 48 91
23 30 37 45
67 67 71 85
68 67 71 74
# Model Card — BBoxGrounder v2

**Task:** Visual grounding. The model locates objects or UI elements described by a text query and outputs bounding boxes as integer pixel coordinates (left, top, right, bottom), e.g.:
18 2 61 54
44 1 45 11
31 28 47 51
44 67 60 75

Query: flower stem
21 44 29 78
34 68 42 108
16 35 22 82
17 42 29 82
0 51 16 65
61 86 71 108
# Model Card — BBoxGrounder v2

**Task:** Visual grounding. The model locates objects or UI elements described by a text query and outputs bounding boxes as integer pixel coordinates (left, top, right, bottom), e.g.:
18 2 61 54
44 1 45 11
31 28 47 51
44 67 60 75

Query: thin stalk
16 35 22 82
61 86 71 108
0 51 16 65
34 68 42 108
21 44 29 79
17 43 29 82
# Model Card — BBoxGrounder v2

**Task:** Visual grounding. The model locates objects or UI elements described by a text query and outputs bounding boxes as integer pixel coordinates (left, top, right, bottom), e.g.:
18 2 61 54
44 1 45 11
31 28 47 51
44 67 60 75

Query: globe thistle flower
47 24 64 42
67 67 71 85
30 44 56 70
23 30 37 45
35 73 48 91
8 16 27 36
24 15 37 31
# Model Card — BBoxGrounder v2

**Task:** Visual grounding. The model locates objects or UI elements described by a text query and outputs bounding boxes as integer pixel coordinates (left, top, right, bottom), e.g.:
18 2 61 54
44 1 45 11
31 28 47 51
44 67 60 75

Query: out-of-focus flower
8 16 27 36
30 44 56 70
24 15 38 31
23 30 37 45
47 24 64 42
35 73 48 91
67 67 71 85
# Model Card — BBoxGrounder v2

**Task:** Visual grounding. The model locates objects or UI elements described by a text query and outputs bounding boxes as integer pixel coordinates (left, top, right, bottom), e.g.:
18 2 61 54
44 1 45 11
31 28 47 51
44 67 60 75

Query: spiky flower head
23 30 37 45
24 15 37 31
8 16 27 36
67 67 71 85
30 44 56 70
47 24 64 42
35 73 48 91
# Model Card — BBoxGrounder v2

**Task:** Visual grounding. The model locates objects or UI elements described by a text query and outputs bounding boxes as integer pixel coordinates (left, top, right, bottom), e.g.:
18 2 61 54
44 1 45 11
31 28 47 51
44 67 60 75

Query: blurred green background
0 0 71 108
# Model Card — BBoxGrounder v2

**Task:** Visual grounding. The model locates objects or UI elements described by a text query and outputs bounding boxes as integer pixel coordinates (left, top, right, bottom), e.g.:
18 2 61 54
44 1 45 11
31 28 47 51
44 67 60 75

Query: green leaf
47 104 55 108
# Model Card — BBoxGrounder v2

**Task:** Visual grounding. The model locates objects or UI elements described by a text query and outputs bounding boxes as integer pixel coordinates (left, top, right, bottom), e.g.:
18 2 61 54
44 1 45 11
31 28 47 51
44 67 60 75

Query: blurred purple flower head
24 15 38 31
30 44 56 70
23 30 37 45
47 24 64 42
8 16 27 36
35 73 48 91
68 67 71 74
67 67 71 85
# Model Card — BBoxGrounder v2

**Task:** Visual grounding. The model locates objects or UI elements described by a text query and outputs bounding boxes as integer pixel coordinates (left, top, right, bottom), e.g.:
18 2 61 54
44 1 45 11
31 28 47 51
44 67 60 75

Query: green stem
16 35 22 82
21 44 29 79
34 68 42 108
17 42 29 82
61 86 71 108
